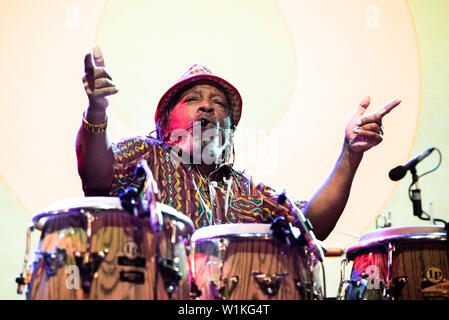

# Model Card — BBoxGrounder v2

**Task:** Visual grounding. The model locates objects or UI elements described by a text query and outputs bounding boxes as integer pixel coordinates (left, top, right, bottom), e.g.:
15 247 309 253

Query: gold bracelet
82 113 107 133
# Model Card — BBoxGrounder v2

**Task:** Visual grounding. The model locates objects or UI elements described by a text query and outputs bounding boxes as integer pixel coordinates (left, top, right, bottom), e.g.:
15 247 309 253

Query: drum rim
190 223 303 242
346 232 448 260
31 197 194 233
358 225 446 239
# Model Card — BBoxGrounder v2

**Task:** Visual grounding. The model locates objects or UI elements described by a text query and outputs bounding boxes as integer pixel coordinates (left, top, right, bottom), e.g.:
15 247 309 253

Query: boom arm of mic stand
279 191 325 262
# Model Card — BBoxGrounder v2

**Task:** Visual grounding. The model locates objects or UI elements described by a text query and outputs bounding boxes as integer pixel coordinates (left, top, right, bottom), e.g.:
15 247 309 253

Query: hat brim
155 74 242 127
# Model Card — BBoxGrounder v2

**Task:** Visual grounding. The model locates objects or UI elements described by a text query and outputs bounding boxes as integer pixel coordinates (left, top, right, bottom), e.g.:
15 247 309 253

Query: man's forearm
76 108 113 196
305 142 363 240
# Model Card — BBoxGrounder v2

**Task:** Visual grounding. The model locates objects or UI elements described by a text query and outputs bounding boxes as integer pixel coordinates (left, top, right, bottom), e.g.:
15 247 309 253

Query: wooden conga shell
88 208 192 300
29 212 87 300
27 197 194 300
191 224 323 300
345 225 449 300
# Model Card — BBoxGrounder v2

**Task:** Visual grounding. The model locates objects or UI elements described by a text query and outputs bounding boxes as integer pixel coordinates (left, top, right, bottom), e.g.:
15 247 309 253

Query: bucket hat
155 64 242 127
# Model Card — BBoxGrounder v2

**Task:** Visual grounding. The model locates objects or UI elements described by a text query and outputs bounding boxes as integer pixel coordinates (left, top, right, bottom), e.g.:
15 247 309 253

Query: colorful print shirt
110 136 308 229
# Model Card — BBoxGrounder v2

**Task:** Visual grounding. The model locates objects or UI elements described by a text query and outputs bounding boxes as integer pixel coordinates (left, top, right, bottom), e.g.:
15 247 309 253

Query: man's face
167 82 233 164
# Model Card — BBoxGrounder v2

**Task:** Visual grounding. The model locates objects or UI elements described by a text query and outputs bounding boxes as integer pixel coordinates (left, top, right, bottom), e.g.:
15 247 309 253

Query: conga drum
190 223 324 300
341 225 449 300
19 197 194 300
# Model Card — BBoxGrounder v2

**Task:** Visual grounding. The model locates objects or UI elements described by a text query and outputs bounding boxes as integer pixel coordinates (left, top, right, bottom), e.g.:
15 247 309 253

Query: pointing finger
377 98 402 118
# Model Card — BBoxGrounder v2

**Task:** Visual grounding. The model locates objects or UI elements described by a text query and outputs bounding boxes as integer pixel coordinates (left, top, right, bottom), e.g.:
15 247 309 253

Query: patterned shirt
110 136 308 229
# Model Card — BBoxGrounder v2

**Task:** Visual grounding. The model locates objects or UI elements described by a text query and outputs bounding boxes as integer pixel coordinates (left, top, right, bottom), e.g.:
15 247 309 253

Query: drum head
346 225 447 260
192 223 279 242
190 223 325 300
191 223 327 253
31 197 123 230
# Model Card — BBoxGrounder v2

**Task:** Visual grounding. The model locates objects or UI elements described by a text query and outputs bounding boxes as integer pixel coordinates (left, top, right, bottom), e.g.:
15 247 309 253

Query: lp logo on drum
364 265 381 289
425 266 443 284
124 241 141 260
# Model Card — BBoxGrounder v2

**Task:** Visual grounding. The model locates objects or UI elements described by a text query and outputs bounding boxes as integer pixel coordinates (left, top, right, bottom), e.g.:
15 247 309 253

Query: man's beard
168 120 233 165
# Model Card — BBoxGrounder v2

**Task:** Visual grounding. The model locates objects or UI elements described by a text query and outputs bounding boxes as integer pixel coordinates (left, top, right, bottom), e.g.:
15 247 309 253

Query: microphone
389 147 435 181
135 160 162 231
277 191 324 262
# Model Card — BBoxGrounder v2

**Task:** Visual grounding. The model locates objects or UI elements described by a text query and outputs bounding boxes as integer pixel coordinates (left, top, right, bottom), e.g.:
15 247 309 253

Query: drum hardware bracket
15 269 32 295
118 256 146 268
74 250 107 294
253 272 287 296
295 280 320 299
343 278 385 300
210 276 239 300
270 216 305 247
42 247 67 277
341 272 396 300
119 186 145 218
386 276 407 300
189 278 202 299
338 278 358 300
158 256 182 298
120 270 145 284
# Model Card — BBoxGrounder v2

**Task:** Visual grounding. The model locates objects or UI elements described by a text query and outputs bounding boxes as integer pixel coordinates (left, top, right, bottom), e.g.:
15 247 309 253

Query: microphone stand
277 191 325 263
119 160 163 299
134 160 163 300
409 165 423 218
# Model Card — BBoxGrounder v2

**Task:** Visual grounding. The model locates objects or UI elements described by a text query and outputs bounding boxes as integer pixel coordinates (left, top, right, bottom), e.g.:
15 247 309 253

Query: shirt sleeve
109 135 154 196
253 179 309 226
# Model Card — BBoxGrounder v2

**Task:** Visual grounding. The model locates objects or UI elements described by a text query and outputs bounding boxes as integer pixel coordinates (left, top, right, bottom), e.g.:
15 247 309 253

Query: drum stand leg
337 258 349 300
16 225 34 296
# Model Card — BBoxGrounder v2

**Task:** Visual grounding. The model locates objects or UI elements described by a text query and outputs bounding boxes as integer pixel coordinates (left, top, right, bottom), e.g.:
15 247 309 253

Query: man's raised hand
345 96 402 153
83 45 118 110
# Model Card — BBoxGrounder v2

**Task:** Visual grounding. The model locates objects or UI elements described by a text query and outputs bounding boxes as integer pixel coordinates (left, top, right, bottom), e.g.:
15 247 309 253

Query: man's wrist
84 105 107 124
342 139 363 167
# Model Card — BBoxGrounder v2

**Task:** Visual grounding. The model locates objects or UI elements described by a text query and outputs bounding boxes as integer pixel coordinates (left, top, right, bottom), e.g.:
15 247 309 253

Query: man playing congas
76 45 400 241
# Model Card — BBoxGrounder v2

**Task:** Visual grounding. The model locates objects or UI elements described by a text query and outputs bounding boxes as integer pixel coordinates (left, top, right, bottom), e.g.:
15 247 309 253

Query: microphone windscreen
389 166 407 181
134 164 146 178
277 193 287 205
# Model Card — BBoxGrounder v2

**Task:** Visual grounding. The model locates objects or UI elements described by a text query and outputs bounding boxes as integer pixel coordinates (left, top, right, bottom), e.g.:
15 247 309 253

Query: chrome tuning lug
158 256 182 298
210 276 239 300
43 247 67 277
189 279 202 299
74 250 108 294
386 276 407 300
253 272 287 296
